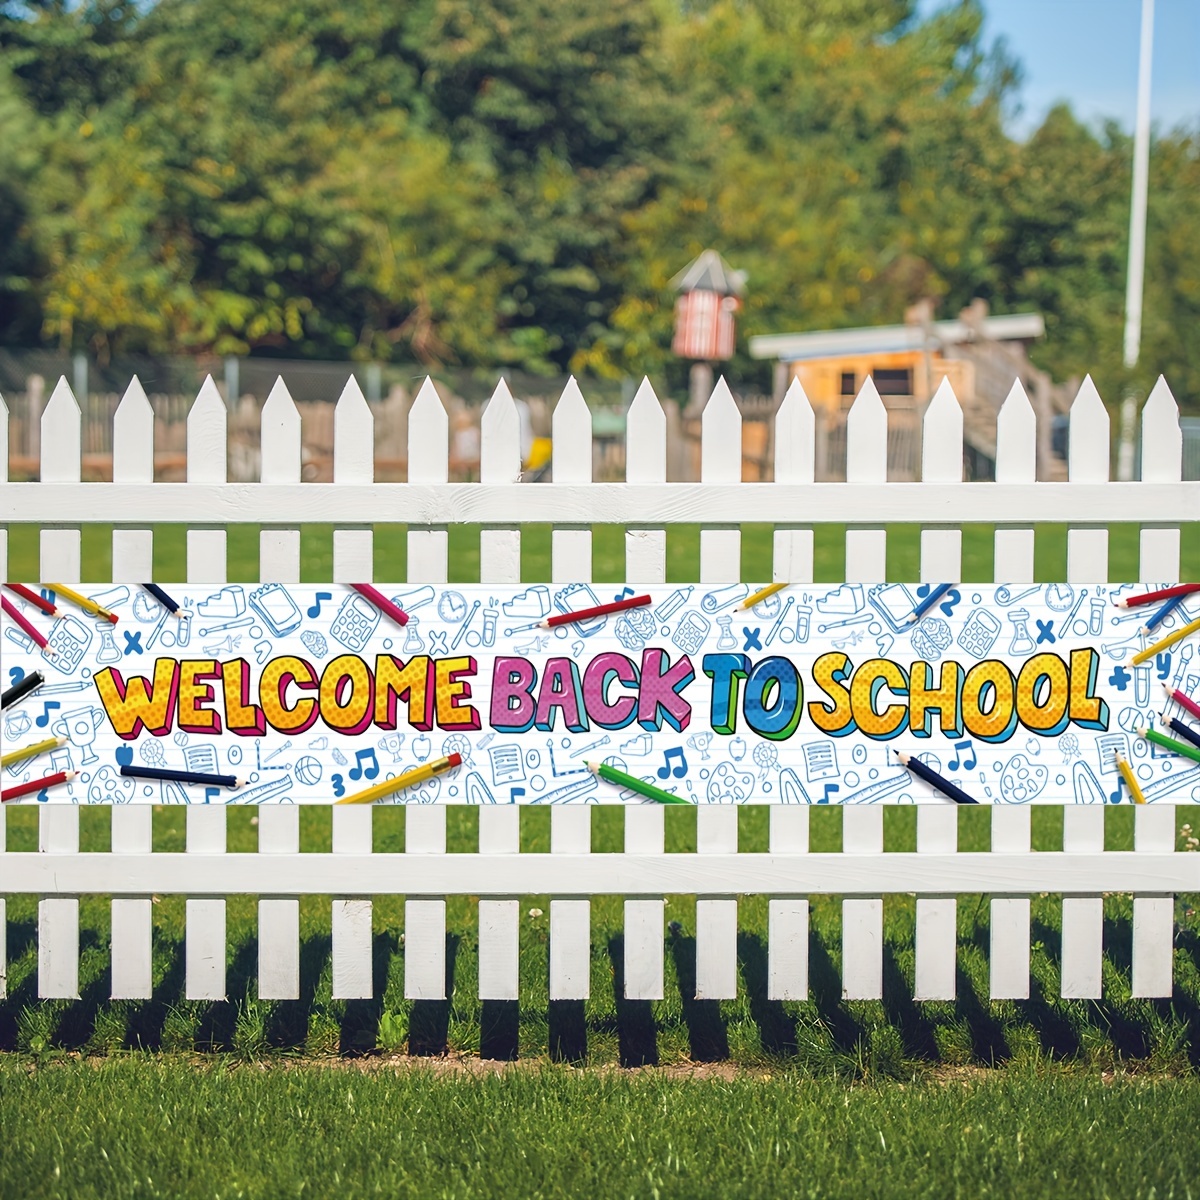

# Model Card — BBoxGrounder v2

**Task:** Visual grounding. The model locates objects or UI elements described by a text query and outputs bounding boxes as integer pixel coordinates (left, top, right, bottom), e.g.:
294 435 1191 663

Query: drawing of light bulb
686 731 714 761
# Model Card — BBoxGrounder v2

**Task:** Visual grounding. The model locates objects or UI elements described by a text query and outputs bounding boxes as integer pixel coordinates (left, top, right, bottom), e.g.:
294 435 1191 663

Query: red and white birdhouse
670 249 747 361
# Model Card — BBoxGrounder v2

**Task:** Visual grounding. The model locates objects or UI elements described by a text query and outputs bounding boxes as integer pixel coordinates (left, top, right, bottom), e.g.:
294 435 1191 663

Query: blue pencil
895 750 979 804
906 583 953 624
1160 712 1200 752
143 583 184 617
1143 593 1187 635
120 765 240 789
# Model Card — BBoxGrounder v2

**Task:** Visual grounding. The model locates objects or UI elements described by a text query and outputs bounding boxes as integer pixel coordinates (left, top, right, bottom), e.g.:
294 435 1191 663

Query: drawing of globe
294 756 323 786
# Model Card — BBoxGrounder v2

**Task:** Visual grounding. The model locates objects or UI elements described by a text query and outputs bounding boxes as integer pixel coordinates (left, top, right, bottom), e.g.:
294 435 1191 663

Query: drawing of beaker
1007 608 1036 656
95 617 122 665
715 615 738 650
402 615 425 653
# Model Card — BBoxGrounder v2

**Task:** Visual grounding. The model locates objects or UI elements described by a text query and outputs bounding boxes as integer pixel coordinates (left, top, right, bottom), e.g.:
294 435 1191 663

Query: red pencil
351 583 409 628
540 594 653 628
4 583 59 618
1 595 54 653
1163 683 1200 723
1116 583 1200 609
2 770 74 803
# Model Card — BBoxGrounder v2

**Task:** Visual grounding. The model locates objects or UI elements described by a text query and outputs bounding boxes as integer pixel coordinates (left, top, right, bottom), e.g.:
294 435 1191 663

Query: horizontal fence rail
0 368 1194 1015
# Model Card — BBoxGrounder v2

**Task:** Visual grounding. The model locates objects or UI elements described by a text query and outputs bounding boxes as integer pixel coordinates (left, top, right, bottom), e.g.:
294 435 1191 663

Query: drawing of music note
821 783 840 804
948 739 976 772
656 746 687 779
35 700 60 728
510 787 526 802
8 667 24 687
307 592 333 619
348 748 380 781
1109 780 1123 804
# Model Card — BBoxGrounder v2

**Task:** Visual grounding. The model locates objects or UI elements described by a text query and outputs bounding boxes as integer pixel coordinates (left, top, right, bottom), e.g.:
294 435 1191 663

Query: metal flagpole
1116 0 1155 482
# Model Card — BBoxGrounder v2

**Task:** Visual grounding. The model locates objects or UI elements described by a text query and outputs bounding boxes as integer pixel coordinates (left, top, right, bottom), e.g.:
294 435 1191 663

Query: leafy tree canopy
0 0 1196 404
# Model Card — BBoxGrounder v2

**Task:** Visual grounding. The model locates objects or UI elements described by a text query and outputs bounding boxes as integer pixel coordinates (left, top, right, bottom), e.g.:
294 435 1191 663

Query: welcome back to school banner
2 581 1197 804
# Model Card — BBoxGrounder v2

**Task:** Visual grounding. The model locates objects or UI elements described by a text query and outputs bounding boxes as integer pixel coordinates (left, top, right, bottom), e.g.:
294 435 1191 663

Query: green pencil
586 760 692 804
1137 724 1200 765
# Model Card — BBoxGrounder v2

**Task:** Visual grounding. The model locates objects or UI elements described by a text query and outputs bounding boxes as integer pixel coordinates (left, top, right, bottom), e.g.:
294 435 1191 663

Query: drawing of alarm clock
1045 584 1075 611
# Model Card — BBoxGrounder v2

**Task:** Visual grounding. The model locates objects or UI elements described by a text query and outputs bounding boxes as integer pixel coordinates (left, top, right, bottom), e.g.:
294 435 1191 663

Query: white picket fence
0 370 1197 1011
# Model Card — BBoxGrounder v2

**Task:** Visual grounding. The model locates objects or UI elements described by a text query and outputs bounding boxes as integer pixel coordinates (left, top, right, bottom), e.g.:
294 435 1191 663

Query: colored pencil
586 760 691 804
1 671 43 710
4 583 60 618
1142 593 1188 634
1113 753 1146 804
1131 616 1200 666
1137 724 1200 766
540 594 652 629
740 582 787 610
0 735 66 769
1163 683 1200 722
1 595 54 652
50 583 119 623
335 753 461 805
906 583 953 624
894 749 979 803
120 765 240 789
1116 582 1200 609
2 770 74 803
1160 713 1200 752
142 583 184 617
351 583 409 628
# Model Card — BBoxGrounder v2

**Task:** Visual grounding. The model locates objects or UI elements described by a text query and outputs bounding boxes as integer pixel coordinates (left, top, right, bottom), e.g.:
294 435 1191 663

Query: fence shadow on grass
669 933 729 1062
479 1000 519 1061
409 933 460 1056
0 917 37 1050
128 936 186 1050
339 930 393 1055
735 932 795 1055
196 936 258 1051
607 934 657 1067
264 933 331 1049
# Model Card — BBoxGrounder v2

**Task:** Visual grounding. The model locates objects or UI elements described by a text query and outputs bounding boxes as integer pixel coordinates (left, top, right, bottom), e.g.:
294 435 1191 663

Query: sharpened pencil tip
584 761 600 773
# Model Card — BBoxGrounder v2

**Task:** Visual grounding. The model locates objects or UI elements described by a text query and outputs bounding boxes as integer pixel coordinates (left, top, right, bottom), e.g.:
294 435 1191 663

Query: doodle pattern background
2 582 1198 804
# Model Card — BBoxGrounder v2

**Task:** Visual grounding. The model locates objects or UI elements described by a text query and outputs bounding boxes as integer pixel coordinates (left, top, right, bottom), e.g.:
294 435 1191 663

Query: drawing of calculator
672 611 711 654
957 610 1002 658
43 615 93 674
248 584 302 637
552 584 607 637
867 583 919 635
330 592 381 652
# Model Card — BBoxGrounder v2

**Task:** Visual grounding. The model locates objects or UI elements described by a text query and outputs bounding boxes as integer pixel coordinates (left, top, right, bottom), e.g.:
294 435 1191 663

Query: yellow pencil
49 583 119 624
740 582 787 610
334 753 463 805
1131 615 1200 666
0 734 66 768
1113 753 1146 805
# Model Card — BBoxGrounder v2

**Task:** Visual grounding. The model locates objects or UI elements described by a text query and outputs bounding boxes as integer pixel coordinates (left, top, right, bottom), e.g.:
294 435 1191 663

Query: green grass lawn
3 1058 1198 1200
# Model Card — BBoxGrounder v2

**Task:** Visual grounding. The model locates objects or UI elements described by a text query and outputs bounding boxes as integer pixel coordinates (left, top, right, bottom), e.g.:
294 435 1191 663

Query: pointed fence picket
0 368 1196 1025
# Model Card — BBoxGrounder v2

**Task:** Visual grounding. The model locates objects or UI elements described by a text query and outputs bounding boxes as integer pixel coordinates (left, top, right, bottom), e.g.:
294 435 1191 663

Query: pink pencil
1163 683 1200 723
1 595 54 653
351 583 409 628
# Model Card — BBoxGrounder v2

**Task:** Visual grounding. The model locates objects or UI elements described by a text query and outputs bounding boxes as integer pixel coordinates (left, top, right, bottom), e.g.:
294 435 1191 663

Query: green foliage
0 0 1197 404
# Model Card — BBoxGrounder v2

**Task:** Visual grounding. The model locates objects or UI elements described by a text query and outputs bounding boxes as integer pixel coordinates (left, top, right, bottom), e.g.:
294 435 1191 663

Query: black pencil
1 670 44 710
120 765 240 789
894 749 979 804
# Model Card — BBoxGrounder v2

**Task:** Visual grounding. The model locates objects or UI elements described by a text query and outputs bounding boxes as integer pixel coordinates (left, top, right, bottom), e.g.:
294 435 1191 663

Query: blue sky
921 0 1199 137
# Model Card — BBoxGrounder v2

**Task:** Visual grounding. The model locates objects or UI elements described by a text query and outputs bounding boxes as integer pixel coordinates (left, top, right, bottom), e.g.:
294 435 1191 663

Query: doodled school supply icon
249 584 303 637
672 611 710 654
43 615 92 673
867 584 919 635
957 609 1001 658
552 584 609 636
329 592 381 652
